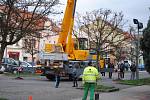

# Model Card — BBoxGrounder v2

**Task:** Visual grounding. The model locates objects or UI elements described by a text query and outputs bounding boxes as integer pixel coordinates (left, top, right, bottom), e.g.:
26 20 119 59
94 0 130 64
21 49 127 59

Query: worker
82 61 100 100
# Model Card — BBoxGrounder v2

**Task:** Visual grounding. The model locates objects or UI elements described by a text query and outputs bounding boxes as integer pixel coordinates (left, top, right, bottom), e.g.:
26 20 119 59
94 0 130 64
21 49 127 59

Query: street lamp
133 19 143 79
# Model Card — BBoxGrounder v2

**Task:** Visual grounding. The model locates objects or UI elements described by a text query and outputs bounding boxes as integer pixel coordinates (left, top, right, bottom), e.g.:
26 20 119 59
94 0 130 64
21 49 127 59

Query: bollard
95 92 99 100
28 96 32 100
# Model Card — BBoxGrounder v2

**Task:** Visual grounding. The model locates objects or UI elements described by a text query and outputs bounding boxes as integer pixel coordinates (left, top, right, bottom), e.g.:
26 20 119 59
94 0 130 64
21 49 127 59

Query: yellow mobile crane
38 0 96 80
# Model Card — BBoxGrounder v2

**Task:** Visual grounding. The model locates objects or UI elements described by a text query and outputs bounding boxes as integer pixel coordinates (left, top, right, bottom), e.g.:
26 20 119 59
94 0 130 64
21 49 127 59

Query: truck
37 0 101 80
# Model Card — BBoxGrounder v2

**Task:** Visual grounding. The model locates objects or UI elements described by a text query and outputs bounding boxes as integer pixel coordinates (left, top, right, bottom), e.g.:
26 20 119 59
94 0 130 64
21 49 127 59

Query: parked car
1 58 20 73
20 61 36 73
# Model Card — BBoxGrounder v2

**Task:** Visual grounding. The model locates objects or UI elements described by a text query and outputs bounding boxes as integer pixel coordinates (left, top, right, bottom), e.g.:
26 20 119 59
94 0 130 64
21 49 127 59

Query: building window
23 37 36 53
15 42 19 46
23 57 28 61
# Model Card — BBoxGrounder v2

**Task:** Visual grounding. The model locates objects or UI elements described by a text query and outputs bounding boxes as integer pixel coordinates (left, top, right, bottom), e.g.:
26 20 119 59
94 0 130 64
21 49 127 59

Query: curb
96 87 119 92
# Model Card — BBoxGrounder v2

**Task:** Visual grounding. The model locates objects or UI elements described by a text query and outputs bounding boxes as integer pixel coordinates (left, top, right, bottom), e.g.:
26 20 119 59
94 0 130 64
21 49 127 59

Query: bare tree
127 26 137 61
118 26 142 62
114 44 125 62
0 0 59 63
22 35 39 65
76 9 128 67
22 20 60 65
128 26 142 79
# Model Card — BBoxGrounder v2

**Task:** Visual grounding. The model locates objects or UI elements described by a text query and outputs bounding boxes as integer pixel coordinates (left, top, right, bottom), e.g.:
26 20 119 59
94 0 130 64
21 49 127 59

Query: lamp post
133 19 143 79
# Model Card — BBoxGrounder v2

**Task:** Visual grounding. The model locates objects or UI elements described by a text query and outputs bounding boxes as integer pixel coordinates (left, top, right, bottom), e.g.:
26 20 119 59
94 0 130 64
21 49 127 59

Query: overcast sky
54 0 150 30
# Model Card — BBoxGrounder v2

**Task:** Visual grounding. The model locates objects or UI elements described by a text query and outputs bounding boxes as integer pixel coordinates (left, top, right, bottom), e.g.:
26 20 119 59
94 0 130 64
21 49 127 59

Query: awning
8 51 20 56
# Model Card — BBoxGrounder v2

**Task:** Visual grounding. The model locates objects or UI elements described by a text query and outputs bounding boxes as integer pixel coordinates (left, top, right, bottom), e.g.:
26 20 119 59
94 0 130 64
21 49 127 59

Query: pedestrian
117 62 121 80
100 60 105 77
100 68 105 76
72 63 80 87
124 61 130 71
82 61 100 100
108 62 114 79
54 66 61 88
17 61 23 74
119 62 125 79
130 62 136 80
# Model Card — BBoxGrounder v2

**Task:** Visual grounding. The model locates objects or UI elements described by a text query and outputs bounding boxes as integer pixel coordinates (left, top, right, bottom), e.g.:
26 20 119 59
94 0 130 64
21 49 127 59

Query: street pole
133 19 143 80
135 28 140 79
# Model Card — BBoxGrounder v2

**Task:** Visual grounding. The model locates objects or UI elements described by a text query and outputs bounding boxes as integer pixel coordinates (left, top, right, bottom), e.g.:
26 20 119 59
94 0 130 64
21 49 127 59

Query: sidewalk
72 85 150 100
99 71 150 89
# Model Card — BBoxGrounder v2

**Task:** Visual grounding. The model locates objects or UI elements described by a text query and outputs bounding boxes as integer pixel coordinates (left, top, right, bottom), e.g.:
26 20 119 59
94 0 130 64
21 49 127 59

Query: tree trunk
31 52 35 73
0 43 7 64
31 36 34 68
31 53 34 67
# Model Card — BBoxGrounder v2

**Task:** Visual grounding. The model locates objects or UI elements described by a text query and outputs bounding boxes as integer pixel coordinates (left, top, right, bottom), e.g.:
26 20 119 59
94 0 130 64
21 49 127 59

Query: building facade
3 19 59 62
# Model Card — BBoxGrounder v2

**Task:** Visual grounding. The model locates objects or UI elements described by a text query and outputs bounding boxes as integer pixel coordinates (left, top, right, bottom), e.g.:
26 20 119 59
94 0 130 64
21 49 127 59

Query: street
0 75 83 100
0 71 150 100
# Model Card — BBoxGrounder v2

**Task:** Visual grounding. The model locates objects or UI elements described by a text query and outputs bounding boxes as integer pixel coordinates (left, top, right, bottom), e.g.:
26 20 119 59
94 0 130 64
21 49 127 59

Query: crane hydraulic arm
58 0 77 49
57 0 85 60
58 0 89 60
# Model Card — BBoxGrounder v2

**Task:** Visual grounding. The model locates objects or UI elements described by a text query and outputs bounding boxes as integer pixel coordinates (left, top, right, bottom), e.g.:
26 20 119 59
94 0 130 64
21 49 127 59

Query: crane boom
58 0 77 49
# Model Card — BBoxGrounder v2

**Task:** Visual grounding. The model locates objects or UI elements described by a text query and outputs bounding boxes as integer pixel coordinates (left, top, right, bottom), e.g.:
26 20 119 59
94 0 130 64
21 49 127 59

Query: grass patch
117 77 150 86
77 84 119 92
4 72 40 77
0 98 8 100
95 85 119 92
96 85 114 90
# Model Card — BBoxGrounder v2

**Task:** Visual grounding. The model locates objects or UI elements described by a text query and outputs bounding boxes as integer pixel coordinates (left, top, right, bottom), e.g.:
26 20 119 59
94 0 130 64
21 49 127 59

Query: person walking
108 62 114 79
130 62 136 80
54 67 61 88
82 61 100 100
119 62 125 79
117 62 121 80
72 63 80 87
100 67 105 76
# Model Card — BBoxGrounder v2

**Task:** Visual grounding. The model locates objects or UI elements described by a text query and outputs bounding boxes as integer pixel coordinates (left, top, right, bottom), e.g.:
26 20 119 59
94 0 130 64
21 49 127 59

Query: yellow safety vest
82 66 100 83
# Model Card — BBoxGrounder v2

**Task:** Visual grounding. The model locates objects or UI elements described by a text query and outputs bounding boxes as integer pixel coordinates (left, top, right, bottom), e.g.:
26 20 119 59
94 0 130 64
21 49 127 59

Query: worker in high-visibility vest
82 61 100 100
